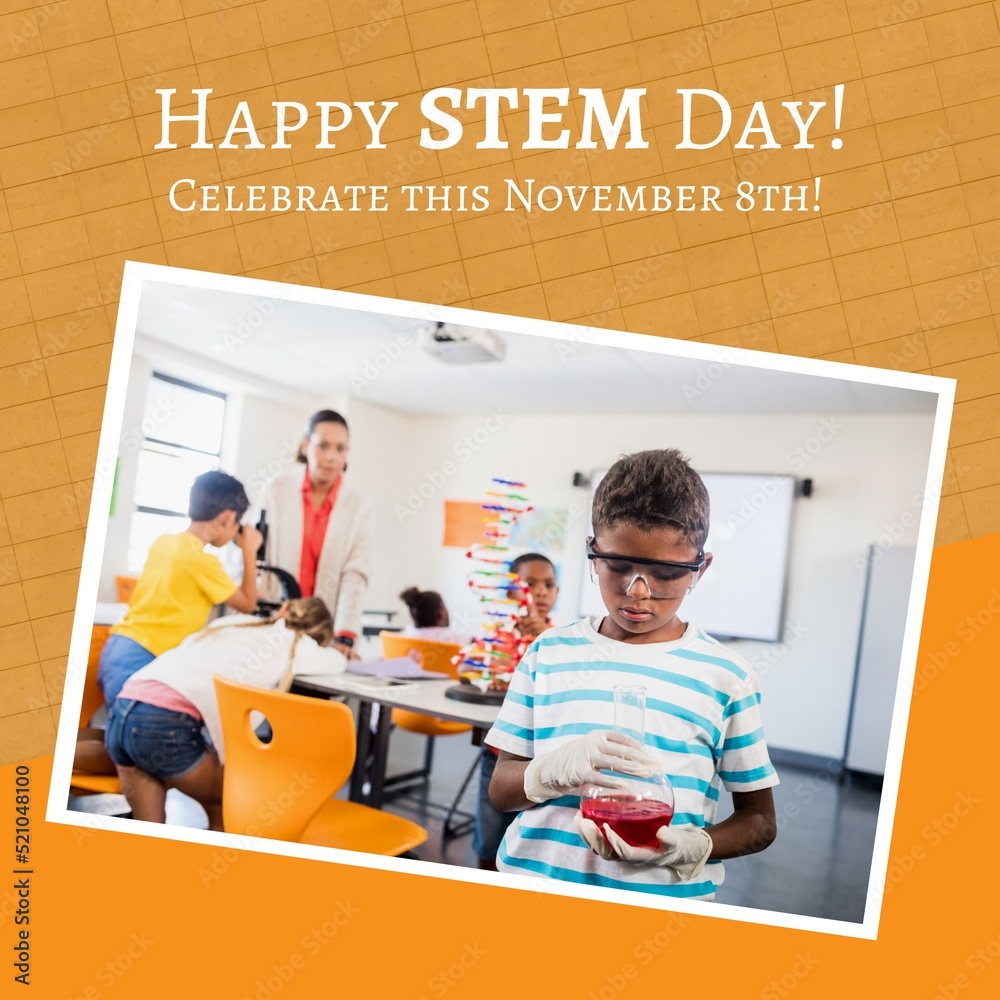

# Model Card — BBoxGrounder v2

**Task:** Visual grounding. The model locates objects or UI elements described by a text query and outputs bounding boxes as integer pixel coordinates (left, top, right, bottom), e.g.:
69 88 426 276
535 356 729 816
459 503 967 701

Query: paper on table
347 657 451 680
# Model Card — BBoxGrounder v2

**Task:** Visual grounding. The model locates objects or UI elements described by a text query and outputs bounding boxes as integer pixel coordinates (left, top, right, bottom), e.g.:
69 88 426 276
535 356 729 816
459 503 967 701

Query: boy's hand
573 814 618 861
238 525 263 556
516 608 548 640
574 814 713 880
523 731 660 803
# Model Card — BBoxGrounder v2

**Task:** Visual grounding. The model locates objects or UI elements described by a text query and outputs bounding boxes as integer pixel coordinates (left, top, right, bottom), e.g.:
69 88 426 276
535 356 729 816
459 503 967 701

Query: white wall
234 395 312 504
354 410 935 761
342 397 438 616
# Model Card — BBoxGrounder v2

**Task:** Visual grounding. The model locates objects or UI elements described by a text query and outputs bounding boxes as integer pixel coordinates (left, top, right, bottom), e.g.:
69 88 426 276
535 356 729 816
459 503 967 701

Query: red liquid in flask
581 795 674 849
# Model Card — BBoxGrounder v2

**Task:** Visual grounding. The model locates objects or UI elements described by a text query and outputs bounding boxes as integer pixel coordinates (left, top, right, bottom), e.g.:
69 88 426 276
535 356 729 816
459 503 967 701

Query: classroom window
125 373 227 572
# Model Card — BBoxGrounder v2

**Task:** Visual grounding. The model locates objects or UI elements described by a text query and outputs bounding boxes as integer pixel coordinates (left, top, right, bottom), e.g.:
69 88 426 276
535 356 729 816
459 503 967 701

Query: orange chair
70 625 123 797
378 632 478 838
380 632 466 731
213 676 427 856
115 576 139 604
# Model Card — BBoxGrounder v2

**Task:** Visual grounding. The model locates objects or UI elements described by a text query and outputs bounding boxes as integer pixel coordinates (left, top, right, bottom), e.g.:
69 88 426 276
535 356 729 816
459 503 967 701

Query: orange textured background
0 0 998 994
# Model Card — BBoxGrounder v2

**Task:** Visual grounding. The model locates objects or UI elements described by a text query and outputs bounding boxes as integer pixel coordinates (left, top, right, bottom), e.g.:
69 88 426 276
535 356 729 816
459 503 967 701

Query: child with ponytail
399 586 470 645
104 598 346 831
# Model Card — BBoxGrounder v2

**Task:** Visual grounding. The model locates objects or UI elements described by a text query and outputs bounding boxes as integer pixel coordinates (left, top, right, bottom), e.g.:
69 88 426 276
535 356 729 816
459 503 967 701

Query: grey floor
69 724 881 924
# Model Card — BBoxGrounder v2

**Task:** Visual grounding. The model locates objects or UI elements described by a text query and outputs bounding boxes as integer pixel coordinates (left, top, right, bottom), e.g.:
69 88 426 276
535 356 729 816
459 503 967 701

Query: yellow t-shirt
111 532 239 656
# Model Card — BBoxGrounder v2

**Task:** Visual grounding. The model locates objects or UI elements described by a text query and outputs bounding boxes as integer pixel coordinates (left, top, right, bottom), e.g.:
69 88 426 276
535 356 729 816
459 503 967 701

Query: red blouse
299 467 341 602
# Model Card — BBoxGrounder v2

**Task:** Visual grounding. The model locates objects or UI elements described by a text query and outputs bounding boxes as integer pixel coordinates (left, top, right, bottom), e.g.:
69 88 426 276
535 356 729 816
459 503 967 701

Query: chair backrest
379 633 463 679
213 677 357 841
115 575 139 603
81 626 111 728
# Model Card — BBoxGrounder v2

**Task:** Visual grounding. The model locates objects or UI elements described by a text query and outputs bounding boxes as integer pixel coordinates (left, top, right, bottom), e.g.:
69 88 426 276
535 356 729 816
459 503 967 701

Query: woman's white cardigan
255 468 374 638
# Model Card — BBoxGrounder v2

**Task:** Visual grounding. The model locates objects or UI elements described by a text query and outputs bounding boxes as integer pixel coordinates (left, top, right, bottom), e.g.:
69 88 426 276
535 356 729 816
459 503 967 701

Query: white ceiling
134 280 937 417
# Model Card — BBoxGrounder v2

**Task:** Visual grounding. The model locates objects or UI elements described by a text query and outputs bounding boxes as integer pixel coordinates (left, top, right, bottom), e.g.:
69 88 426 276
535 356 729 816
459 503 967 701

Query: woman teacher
258 409 373 653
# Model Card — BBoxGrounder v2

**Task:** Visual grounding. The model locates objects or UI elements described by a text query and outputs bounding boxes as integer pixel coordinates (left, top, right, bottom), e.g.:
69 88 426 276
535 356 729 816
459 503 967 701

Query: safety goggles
586 537 705 600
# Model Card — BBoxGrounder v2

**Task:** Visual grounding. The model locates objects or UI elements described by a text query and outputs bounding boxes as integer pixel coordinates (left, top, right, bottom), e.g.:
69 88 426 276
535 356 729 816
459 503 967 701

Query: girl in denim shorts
105 598 345 830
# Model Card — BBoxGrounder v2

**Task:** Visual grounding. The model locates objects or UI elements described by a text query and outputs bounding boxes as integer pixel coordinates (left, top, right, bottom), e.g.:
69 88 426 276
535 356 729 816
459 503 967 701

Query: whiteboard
578 472 796 642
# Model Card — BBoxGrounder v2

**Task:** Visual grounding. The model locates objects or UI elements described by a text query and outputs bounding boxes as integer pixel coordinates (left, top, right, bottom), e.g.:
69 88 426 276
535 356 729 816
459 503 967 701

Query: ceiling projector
418 321 506 364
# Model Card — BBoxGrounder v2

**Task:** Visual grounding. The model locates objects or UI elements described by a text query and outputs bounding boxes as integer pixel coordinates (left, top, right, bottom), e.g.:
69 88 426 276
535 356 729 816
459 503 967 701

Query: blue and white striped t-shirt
485 616 779 900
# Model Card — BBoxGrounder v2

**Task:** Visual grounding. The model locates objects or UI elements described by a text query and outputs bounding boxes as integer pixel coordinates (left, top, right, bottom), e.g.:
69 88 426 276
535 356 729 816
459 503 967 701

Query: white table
94 602 127 626
291 673 503 807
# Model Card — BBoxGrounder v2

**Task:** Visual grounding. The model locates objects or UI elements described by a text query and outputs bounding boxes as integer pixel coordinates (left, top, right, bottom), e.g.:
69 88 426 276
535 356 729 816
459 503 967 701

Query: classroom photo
50 262 952 936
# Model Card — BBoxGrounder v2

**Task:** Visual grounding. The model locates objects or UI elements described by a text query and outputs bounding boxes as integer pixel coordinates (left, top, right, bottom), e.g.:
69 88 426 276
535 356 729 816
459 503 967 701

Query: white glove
574 814 713 881
523 731 660 803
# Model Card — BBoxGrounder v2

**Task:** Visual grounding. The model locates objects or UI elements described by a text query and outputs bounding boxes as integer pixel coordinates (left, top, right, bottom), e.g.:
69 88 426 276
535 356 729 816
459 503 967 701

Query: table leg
350 700 373 804
368 705 394 809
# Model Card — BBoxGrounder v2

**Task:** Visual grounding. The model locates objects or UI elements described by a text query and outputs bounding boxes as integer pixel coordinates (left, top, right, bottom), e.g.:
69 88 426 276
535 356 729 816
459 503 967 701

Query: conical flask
580 685 674 849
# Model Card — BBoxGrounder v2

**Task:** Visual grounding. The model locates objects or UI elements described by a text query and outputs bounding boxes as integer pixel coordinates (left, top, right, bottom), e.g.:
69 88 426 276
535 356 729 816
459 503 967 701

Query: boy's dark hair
592 449 710 550
297 409 349 465
510 552 556 578
400 587 445 629
188 471 250 522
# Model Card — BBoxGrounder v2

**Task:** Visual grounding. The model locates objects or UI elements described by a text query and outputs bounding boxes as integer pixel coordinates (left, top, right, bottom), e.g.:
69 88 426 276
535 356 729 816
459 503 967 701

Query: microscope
245 510 301 616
